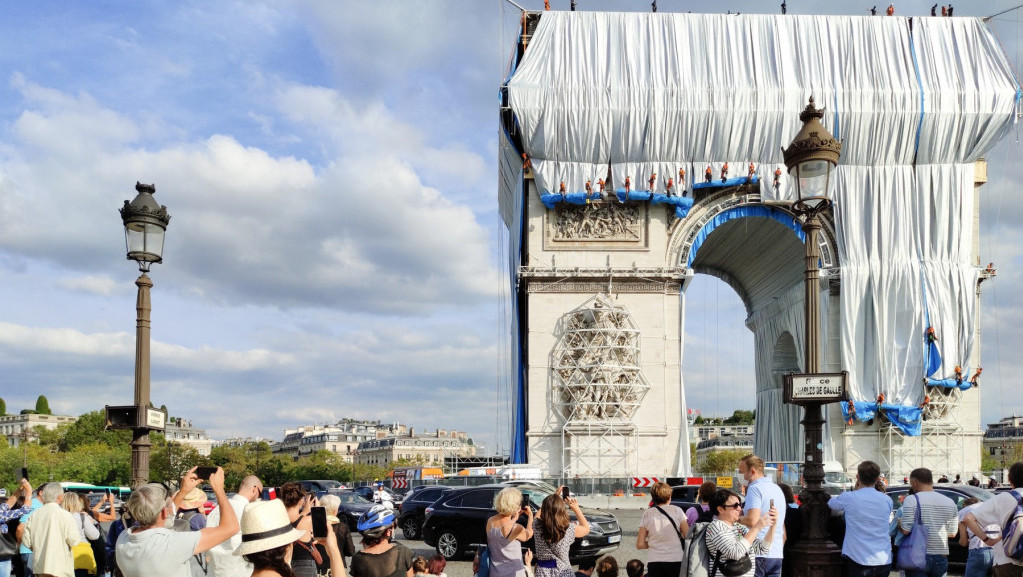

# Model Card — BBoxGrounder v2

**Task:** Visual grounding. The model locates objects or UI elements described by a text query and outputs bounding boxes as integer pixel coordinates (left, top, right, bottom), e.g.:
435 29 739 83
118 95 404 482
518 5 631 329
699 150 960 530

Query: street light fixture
781 96 843 577
119 181 170 488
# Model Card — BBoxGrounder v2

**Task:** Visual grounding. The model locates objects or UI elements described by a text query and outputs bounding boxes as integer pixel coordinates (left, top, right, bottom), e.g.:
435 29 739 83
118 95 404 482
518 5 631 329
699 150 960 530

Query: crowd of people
472 456 1023 577
0 467 415 577
2 457 1022 577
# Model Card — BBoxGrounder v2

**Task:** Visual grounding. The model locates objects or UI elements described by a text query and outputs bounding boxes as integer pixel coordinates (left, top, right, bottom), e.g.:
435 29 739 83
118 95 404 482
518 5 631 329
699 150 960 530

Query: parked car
398 486 454 539
335 490 376 530
648 484 702 512
296 480 347 498
884 483 996 566
422 483 622 561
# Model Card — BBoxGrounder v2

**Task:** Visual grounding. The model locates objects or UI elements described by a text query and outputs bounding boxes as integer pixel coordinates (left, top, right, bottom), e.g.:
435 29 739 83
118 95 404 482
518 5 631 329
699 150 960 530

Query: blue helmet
357 504 396 534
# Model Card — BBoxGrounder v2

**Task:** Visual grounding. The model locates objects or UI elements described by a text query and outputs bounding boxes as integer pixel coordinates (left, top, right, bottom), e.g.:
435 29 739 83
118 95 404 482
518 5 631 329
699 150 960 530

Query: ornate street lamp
781 97 843 577
119 182 170 488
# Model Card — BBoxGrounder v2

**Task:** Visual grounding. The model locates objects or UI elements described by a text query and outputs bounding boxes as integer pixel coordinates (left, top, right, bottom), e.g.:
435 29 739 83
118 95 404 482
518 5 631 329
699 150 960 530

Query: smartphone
194 466 218 480
15 467 28 482
310 506 328 539
769 499 774 509
561 487 569 499
521 495 529 509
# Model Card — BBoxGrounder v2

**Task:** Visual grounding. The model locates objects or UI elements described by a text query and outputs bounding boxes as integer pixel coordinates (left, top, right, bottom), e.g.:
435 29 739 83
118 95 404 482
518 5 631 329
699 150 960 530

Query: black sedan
335 490 376 530
422 483 622 561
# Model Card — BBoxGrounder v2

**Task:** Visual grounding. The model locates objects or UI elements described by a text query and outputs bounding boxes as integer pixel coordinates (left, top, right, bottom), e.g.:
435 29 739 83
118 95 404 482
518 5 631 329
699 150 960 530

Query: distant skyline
1 0 1021 456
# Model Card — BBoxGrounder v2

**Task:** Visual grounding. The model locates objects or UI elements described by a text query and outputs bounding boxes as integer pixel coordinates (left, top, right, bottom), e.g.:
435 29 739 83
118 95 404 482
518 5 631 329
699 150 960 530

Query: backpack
1002 491 1023 561
682 520 713 577
476 546 491 577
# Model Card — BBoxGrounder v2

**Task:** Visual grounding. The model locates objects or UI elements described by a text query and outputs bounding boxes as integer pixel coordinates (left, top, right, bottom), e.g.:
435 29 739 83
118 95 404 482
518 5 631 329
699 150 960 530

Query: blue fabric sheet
841 401 923 436
540 191 604 208
691 174 760 189
540 190 695 218
925 376 974 391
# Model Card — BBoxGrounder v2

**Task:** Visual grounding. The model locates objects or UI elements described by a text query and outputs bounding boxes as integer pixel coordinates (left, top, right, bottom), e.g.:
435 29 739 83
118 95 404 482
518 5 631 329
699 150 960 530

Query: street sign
783 372 848 405
716 476 733 488
146 407 167 430
631 476 661 488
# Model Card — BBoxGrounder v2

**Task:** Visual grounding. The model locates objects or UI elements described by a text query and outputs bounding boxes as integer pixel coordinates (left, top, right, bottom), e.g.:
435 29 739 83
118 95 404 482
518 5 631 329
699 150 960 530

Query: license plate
608 535 621 544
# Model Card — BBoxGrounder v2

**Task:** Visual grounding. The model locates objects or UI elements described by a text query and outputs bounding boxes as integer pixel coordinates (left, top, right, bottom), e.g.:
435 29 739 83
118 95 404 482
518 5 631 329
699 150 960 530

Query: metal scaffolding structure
551 294 649 477
879 389 966 479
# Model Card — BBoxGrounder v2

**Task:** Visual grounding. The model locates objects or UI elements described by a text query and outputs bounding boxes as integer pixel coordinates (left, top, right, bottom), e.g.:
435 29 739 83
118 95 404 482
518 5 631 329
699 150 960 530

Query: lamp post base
786 537 843 577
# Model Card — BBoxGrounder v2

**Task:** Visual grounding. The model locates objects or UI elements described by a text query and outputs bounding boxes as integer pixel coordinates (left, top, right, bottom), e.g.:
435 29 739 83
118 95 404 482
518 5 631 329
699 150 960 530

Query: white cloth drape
501 11 1019 452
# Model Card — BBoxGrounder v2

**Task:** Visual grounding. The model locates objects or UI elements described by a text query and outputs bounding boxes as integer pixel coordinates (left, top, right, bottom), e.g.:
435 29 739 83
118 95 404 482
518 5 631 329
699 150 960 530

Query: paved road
382 508 963 577
387 509 644 577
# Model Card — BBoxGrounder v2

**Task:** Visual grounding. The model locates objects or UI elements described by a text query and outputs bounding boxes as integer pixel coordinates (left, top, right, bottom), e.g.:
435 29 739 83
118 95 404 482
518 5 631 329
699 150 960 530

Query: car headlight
587 523 605 536
580 539 590 547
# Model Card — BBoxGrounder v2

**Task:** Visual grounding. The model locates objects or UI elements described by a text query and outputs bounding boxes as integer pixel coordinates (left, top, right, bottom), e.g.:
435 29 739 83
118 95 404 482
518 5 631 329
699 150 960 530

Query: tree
0 397 6 416
59 410 131 452
35 395 51 415
723 410 755 425
696 449 748 475
693 415 704 424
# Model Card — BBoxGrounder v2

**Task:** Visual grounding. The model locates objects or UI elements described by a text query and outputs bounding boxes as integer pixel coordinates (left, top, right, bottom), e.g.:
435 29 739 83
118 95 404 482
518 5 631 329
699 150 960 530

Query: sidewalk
575 493 651 510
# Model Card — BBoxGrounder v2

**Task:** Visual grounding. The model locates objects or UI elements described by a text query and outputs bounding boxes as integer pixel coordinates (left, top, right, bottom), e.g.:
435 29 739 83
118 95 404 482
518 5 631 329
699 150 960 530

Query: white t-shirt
116 527 202 577
639 505 686 563
206 494 252 577
958 504 1000 550
969 489 1023 566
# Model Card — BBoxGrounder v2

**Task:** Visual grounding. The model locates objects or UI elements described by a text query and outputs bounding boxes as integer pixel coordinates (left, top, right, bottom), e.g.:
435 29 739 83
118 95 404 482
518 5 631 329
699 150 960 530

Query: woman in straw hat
235 499 346 577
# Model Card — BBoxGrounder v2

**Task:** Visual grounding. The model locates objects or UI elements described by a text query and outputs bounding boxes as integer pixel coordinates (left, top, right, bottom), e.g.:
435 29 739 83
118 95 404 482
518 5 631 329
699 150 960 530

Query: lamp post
781 97 843 577
120 181 171 488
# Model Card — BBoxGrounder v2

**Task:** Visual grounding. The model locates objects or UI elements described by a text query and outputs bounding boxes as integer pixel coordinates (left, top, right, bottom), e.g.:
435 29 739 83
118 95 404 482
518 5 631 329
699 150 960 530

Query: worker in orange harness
747 162 755 181
720 162 729 182
705 166 712 183
773 167 782 192
886 3 894 15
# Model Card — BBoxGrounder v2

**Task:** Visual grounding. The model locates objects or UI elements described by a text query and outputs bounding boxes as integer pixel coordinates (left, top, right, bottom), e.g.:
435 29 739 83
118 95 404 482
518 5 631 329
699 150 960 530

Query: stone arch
667 190 839 461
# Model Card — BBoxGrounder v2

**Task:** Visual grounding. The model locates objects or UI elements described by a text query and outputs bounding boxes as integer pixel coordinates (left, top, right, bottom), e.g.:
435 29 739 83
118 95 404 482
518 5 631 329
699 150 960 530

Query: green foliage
693 415 705 424
696 449 748 475
60 411 133 451
0 397 6 416
723 410 755 425
151 441 209 484
35 395 51 415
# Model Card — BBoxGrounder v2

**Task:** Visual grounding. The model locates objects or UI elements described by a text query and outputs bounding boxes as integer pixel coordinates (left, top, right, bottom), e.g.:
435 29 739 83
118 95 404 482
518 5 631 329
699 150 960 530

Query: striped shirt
705 519 772 577
900 491 958 555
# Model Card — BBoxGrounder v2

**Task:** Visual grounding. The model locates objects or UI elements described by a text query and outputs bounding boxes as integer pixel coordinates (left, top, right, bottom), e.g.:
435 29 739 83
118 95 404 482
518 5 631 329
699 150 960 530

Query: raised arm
194 468 238 554
568 497 590 538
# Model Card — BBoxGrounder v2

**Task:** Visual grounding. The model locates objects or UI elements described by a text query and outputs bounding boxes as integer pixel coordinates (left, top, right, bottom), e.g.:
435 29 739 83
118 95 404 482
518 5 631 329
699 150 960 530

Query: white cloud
57 275 120 296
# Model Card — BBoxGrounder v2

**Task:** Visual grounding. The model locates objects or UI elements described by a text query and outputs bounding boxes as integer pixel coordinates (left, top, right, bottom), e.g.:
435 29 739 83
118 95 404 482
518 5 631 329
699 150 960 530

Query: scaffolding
879 385 966 479
551 294 649 477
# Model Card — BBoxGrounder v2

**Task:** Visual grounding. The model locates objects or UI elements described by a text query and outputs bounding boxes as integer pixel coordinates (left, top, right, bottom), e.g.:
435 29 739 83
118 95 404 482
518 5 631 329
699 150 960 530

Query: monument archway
499 10 1017 479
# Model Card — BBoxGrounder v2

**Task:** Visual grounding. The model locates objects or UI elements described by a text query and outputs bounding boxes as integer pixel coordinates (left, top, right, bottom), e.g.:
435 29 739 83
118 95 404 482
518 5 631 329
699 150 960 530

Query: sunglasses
722 502 743 510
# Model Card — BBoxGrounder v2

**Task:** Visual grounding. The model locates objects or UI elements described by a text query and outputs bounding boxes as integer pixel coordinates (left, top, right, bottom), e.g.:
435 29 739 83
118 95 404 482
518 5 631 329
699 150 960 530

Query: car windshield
321 481 343 489
340 493 367 504
515 482 561 505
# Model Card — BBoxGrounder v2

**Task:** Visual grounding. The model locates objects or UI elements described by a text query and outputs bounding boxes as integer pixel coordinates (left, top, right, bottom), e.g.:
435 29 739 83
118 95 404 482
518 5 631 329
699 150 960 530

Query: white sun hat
234 500 307 557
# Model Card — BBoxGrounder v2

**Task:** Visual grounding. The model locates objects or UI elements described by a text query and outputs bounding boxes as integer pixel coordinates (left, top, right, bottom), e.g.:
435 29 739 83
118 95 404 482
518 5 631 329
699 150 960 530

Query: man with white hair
206 474 263 577
116 467 239 577
21 483 81 577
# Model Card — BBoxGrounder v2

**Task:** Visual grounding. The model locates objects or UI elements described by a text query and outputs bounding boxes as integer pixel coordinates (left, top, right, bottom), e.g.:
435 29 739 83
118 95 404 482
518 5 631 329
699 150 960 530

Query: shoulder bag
655 505 686 548
72 514 98 574
896 495 928 571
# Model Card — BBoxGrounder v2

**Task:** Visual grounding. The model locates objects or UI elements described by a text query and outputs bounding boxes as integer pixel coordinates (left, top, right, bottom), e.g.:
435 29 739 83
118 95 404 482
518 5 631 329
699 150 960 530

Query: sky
0 0 1021 457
